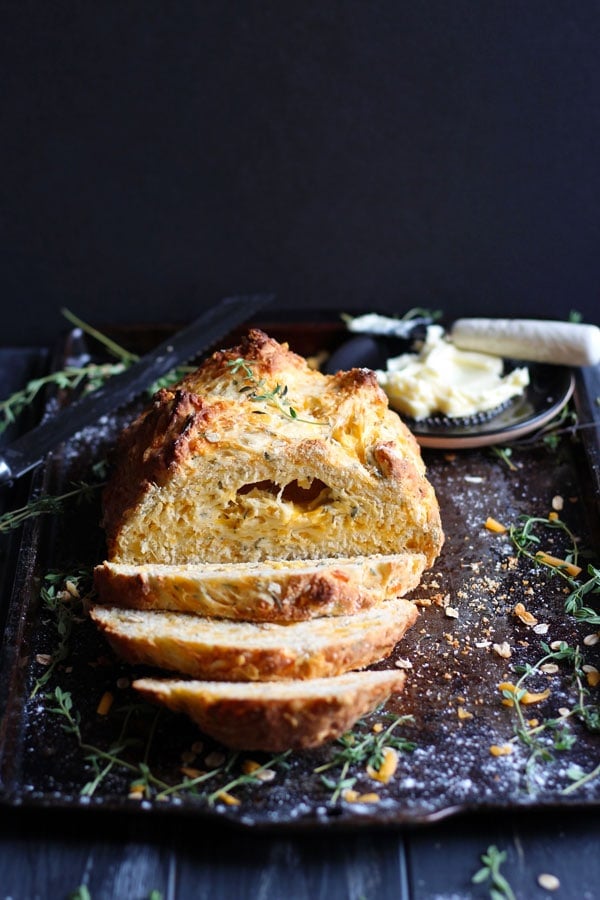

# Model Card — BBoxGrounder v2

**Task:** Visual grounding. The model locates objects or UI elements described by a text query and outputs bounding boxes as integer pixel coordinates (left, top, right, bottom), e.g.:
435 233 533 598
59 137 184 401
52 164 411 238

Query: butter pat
376 326 529 420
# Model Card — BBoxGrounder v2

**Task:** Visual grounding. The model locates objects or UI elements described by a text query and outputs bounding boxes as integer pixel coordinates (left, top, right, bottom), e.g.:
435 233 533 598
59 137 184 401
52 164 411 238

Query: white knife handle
450 318 600 366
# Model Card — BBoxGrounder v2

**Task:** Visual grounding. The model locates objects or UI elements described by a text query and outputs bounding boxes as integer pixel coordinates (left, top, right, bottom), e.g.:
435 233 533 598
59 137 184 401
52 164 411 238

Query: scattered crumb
513 602 538 627
180 766 203 779
204 751 226 768
395 658 413 669
540 663 559 675
537 873 560 891
493 642 512 659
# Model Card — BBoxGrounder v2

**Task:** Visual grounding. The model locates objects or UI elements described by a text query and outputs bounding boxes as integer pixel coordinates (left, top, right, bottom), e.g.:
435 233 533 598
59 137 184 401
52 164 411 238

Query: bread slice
102 329 443 567
132 669 407 751
90 597 419 681
93 554 427 623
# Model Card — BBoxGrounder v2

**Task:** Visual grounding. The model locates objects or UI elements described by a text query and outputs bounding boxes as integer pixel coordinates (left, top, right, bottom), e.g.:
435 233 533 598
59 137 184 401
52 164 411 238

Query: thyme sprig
61 307 139 365
31 568 95 697
490 405 581 462
62 307 195 390
489 446 517 471
0 310 196 436
0 466 106 535
227 357 328 426
499 641 599 791
314 713 415 803
205 751 292 805
48 688 173 797
563 759 600 795
0 363 125 435
69 887 92 900
500 643 578 780
508 514 600 626
472 845 517 900
47 687 290 804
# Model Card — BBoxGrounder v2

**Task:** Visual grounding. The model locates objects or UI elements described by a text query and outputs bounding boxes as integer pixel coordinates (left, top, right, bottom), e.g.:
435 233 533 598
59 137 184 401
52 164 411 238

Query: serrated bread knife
0 293 274 486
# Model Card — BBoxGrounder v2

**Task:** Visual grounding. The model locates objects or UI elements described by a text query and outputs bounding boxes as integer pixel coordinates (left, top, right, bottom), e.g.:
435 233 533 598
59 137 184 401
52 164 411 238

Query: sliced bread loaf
132 669 407 750
90 597 419 681
93 554 427 623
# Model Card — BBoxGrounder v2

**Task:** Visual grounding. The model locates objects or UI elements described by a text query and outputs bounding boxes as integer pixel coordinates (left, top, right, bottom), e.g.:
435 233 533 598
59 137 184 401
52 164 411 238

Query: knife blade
0 293 274 486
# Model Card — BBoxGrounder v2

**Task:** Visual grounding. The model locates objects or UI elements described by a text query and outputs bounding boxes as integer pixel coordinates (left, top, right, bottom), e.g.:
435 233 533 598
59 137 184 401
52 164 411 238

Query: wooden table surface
1 348 599 900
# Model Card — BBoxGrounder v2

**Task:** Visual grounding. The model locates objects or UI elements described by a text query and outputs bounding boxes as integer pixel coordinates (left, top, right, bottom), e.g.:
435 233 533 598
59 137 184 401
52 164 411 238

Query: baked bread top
102 329 443 566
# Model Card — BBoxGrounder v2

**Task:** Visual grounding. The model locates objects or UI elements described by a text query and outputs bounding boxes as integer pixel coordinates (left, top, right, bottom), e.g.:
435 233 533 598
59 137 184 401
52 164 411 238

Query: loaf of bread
132 669 407 751
92 328 443 750
93 554 427 623
90 596 419 681
101 329 443 566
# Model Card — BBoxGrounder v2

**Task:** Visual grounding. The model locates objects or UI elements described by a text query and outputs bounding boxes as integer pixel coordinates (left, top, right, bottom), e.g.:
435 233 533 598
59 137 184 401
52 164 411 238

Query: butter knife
0 293 274 486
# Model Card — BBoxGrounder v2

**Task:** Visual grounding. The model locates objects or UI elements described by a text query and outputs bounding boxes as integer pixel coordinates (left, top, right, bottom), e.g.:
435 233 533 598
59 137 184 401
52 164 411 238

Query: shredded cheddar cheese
96 691 114 716
367 746 399 783
535 551 582 578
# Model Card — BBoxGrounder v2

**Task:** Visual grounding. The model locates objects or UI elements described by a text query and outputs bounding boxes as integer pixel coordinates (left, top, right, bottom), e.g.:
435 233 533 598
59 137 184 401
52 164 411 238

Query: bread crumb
537 873 560 891
493 642 512 659
204 751 226 768
513 602 538 627
180 766 204 779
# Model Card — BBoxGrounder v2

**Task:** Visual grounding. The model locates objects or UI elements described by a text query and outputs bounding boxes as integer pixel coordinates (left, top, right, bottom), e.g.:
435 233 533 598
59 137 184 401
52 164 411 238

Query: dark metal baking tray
0 315 599 830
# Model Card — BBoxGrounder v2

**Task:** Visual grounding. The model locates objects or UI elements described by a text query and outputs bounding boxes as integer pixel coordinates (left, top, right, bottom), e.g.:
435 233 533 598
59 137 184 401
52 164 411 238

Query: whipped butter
375 325 530 420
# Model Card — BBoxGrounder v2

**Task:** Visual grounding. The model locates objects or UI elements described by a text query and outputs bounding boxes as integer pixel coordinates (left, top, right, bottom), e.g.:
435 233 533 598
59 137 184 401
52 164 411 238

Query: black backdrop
2 2 599 345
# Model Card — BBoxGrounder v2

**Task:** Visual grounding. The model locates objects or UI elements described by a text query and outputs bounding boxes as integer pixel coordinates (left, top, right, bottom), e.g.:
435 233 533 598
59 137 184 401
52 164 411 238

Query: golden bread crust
102 329 443 566
90 598 419 682
132 670 407 751
93 554 427 623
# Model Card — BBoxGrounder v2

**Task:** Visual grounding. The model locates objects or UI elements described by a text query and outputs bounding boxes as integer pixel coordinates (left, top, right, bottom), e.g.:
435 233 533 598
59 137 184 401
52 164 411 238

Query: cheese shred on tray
93 328 444 751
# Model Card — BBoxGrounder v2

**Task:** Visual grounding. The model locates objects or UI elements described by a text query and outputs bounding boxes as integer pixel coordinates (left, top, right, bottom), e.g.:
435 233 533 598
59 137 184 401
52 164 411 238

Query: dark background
2 1 599 346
